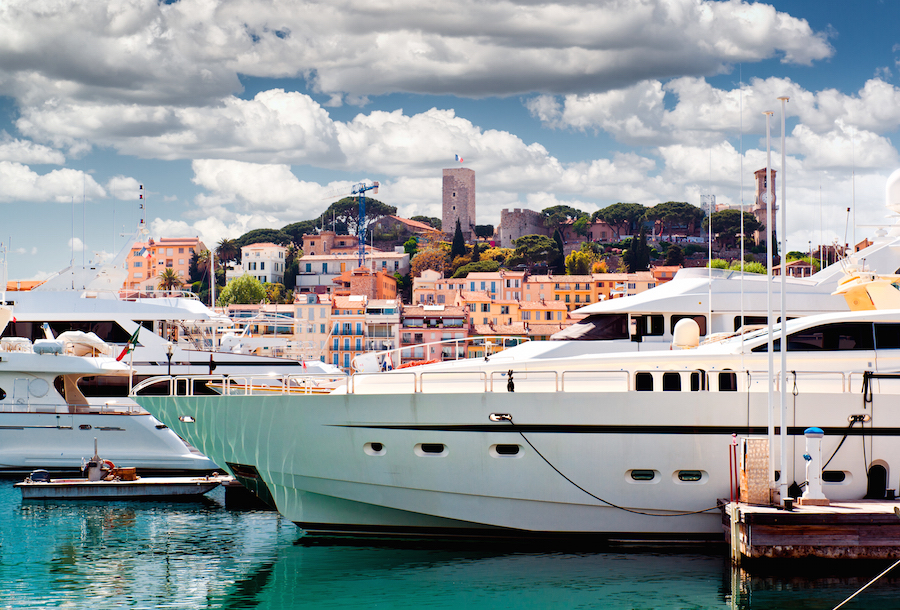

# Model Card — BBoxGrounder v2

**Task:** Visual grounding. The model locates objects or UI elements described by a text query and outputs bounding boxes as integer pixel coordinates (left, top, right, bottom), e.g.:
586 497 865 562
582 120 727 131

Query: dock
724 500 900 561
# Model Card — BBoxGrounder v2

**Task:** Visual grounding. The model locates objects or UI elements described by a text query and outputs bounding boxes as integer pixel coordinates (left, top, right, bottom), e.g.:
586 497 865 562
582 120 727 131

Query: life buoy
102 459 115 471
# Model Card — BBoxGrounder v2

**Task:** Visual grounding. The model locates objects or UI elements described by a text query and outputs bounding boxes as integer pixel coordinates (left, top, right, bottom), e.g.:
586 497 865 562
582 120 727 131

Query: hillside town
9 167 862 373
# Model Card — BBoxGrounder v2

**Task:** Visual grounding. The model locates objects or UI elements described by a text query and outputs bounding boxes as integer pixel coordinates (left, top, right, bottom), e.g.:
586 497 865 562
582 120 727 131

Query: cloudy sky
2 0 899 279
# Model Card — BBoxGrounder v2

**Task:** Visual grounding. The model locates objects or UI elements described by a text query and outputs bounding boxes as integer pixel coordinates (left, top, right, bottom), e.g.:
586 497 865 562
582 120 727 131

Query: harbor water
3 480 900 609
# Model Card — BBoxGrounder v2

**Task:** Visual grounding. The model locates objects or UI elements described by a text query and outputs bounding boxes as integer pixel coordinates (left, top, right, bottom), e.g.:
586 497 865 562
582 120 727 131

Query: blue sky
1 0 899 280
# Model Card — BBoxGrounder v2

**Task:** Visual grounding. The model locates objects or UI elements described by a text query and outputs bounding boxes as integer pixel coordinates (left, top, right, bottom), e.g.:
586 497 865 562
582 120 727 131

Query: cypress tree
451 218 467 260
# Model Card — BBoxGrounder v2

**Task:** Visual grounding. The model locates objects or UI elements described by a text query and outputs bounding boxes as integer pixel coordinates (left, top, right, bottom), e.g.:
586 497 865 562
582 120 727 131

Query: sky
2 0 900 280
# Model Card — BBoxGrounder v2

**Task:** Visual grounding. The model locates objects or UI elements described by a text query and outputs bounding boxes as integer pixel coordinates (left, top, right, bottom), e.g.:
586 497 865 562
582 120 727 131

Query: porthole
364 442 386 456
674 470 707 484
79 424 92 431
415 443 447 457
490 444 522 458
627 469 659 483
823 470 848 483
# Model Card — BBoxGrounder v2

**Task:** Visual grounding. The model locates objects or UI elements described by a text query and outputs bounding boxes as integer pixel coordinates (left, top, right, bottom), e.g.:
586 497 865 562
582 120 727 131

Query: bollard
800 426 830 506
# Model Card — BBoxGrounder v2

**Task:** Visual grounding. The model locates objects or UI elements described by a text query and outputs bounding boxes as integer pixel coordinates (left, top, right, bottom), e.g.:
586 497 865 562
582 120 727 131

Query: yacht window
690 371 706 391
1 320 133 343
751 322 875 352
718 370 738 392
875 324 900 349
635 372 653 392
671 315 706 336
550 314 628 341
635 314 665 337
734 316 768 331
662 372 681 391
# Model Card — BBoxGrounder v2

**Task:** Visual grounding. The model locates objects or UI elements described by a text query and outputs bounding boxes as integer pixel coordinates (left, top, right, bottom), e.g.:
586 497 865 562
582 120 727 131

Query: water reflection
3 478 900 609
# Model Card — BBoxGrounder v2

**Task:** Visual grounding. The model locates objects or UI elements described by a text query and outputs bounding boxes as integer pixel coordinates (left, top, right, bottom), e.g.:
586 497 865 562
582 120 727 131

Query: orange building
332 267 398 299
124 237 205 292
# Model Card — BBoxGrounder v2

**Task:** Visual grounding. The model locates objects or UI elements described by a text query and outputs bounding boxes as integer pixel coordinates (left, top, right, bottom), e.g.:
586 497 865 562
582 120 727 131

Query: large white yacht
0 307 217 475
134 306 900 541
1 229 343 395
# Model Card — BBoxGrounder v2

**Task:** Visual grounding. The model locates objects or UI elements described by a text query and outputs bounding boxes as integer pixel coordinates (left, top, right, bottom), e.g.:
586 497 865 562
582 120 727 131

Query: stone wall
442 168 476 240
497 208 549 248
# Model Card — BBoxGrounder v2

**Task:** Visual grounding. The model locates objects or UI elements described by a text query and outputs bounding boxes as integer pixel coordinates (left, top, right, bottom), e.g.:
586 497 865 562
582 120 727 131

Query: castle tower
753 168 777 246
442 168 475 241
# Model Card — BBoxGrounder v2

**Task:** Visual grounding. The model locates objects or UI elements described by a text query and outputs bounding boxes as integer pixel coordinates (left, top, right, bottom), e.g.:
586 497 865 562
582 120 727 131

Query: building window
260 262 265 270
305 263 312 272
500 306 509 314
133 272 142 278
133 261 142 268
179 247 184 253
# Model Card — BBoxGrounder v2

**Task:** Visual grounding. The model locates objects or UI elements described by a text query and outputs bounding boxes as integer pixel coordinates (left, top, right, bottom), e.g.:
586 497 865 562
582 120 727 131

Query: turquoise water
2 480 900 609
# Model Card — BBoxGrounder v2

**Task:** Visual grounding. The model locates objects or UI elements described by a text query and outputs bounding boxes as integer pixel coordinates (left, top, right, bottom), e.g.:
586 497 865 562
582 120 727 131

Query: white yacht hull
0 410 218 475
137 380 895 540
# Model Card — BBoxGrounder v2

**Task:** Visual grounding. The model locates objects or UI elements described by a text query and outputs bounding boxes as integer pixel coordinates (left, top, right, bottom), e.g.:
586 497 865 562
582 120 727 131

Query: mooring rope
495 414 722 518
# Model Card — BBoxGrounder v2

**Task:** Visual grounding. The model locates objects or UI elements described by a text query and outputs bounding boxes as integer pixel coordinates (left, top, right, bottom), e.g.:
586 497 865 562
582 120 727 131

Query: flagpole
778 95 790 504
763 109 775 498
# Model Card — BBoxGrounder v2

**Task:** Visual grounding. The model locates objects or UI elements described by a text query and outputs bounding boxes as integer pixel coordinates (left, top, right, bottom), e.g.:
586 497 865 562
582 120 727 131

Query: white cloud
0 162 106 203
68 237 85 252
0 133 65 164
0 0 833 106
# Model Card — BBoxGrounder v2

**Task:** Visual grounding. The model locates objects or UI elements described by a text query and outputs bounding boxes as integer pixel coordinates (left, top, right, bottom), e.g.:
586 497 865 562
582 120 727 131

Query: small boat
15 439 231 500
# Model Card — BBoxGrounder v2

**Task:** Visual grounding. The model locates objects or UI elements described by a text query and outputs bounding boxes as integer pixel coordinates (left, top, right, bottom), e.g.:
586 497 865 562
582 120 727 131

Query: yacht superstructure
0 307 217 475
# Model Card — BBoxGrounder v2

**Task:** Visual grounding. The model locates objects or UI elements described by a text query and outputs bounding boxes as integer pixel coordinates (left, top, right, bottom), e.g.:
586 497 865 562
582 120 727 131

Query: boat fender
507 370 514 393
102 459 115 471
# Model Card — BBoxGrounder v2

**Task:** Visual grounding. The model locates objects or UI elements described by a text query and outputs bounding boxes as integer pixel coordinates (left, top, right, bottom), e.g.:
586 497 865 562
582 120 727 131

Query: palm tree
157 268 184 292
196 249 213 276
217 238 240 265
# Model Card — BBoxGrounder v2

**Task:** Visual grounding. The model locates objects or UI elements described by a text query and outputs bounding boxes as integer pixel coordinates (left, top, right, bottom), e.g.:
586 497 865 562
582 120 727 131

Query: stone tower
442 168 475 241
753 168 777 246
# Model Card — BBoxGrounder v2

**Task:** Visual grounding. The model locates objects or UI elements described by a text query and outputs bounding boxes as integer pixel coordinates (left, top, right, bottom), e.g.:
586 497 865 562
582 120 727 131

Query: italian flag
116 327 141 362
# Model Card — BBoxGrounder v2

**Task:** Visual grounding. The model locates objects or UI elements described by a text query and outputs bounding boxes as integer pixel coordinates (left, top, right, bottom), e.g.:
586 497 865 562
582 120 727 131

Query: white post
801 427 829 506
778 96 790 504
763 110 776 499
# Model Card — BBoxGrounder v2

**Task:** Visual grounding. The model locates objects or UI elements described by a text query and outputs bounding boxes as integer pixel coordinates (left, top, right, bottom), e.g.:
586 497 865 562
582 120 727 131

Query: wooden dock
724 500 900 561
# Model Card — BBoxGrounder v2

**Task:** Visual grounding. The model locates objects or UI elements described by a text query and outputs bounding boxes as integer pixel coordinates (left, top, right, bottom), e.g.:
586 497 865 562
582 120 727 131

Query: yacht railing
0 400 143 415
129 368 885 397
131 373 347 396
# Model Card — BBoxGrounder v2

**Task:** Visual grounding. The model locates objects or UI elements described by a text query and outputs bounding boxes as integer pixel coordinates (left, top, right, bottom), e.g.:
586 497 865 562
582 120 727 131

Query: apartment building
124 236 205 292
296 247 410 294
240 242 287 284
330 295 367 372
399 304 468 364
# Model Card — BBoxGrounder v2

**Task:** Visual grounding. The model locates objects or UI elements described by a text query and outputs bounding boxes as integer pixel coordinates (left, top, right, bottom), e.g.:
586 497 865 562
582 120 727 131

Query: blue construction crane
351 181 379 267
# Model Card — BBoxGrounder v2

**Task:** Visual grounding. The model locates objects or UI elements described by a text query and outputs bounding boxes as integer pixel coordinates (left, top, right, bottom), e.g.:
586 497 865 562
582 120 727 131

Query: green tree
156 268 183 291
393 272 412 302
729 260 767 274
452 260 501 278
541 205 585 229
572 216 590 237
235 228 293 248
216 238 240 264
701 209 763 249
263 282 288 304
322 197 397 237
565 250 592 275
514 234 560 269
281 219 320 244
708 258 730 269
410 216 441 230
552 228 565 273
217 274 267 306
403 237 418 257
623 226 651 272
665 245 685 266
451 218 467 260
593 203 646 240
471 241 481 262
283 243 300 291
646 201 705 240
474 224 495 239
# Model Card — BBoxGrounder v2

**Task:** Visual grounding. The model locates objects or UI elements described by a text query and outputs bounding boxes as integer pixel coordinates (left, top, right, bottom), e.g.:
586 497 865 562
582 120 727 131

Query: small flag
138 246 150 258
455 154 463 163
116 327 141 361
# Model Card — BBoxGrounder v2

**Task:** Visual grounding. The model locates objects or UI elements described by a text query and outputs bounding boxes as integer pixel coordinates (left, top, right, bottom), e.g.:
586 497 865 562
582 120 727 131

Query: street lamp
166 341 174 377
